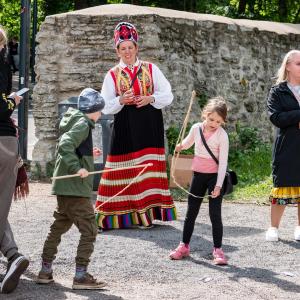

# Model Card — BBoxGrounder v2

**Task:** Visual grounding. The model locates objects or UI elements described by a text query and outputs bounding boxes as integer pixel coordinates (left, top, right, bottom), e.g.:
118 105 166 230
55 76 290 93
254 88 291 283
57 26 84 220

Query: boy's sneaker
294 226 300 241
212 248 228 265
36 270 54 284
266 227 279 241
1 253 29 294
169 242 190 260
72 273 107 290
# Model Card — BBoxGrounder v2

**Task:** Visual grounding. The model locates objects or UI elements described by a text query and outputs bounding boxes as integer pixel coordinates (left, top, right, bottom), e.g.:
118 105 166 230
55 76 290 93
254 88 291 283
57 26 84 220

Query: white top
101 59 174 115
287 83 300 106
181 122 229 187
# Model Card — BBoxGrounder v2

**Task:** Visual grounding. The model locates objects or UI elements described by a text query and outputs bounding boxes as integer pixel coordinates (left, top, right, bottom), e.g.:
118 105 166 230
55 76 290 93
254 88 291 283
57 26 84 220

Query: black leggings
182 172 223 248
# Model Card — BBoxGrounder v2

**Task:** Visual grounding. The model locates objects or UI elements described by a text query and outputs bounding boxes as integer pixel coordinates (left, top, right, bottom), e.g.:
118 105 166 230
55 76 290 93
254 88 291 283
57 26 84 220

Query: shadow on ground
0 261 122 300
189 258 300 294
97 223 300 295
280 239 300 249
99 223 239 254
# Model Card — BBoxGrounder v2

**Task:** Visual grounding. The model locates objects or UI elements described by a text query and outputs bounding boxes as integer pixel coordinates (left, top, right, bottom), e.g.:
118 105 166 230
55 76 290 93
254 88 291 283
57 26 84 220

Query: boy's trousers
42 195 98 266
0 136 19 260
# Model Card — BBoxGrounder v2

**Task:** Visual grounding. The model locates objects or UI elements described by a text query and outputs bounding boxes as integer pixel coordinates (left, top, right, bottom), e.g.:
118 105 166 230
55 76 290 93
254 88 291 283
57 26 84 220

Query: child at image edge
36 88 107 289
170 97 229 265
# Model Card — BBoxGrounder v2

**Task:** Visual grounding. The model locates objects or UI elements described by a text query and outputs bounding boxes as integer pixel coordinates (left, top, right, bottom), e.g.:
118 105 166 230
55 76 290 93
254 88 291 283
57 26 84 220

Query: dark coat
267 81 300 187
0 47 15 136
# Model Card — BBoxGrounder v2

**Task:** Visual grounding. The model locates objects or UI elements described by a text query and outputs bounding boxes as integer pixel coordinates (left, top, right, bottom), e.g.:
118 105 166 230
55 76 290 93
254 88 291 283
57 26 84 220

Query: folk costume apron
95 61 177 229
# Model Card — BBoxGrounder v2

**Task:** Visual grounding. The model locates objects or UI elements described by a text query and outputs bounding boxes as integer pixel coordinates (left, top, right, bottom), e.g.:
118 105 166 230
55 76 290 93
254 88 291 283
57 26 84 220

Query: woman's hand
211 186 221 198
119 90 135 105
134 96 154 108
175 144 183 152
9 92 22 106
93 147 102 157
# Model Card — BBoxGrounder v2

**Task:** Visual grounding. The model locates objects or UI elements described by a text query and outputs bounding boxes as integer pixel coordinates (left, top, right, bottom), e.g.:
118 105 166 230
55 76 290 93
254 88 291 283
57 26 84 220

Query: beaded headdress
114 22 138 48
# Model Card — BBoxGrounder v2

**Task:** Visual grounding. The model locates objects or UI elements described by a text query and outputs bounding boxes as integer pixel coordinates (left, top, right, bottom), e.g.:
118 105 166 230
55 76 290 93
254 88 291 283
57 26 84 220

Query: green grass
225 144 272 204
225 176 272 204
228 145 272 187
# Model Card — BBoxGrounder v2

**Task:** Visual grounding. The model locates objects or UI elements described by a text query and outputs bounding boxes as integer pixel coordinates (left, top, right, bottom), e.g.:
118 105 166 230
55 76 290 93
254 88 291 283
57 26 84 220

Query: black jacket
267 81 300 187
0 47 16 136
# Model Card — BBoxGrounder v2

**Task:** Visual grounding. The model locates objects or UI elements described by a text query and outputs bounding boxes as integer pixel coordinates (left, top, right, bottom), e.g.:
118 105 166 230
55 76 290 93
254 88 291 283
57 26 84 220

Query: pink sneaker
169 242 190 260
212 248 227 265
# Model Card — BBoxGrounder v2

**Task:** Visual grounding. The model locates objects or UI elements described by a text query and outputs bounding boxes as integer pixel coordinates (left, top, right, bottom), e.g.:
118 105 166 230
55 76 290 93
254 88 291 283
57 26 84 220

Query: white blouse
101 59 173 115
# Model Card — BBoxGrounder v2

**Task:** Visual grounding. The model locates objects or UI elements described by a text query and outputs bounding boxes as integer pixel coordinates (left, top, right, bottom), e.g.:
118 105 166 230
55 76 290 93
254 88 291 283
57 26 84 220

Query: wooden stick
170 90 209 199
51 163 154 180
95 164 149 211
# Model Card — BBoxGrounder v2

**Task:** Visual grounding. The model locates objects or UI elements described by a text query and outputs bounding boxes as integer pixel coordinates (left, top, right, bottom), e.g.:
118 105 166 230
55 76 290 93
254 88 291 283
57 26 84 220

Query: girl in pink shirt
169 97 229 265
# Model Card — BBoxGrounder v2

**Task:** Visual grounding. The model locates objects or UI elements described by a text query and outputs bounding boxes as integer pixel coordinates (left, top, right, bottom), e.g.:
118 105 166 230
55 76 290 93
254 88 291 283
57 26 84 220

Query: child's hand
211 186 221 198
93 147 102 157
77 168 89 178
175 144 183 152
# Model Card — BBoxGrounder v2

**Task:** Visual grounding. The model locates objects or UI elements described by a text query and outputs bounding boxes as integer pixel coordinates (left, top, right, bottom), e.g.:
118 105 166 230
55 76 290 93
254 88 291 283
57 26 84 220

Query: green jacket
52 108 95 197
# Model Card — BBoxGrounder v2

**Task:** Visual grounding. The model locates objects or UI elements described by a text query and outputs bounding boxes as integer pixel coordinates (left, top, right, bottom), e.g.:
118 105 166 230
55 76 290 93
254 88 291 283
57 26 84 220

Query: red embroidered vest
110 61 154 96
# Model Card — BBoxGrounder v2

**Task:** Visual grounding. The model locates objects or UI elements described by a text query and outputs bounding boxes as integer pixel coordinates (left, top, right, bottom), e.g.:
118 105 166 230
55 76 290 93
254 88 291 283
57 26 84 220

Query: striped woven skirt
95 104 177 229
270 187 300 205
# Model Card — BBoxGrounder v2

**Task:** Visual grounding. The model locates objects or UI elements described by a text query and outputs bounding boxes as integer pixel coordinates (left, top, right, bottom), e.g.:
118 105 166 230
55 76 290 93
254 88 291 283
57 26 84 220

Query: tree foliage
0 0 22 37
228 0 300 23
43 0 300 23
0 0 45 37
0 0 299 39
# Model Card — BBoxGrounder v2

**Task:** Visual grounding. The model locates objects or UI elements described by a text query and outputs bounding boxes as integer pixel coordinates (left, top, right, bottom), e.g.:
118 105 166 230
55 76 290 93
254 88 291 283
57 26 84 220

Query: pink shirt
180 122 229 187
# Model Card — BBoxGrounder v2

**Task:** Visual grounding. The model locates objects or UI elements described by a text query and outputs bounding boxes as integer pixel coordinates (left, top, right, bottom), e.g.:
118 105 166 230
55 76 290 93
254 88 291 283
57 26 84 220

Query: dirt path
0 183 299 300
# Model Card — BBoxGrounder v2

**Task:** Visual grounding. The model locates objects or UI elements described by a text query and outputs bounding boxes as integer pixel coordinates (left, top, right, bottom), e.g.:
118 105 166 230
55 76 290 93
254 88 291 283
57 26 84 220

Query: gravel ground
0 183 300 300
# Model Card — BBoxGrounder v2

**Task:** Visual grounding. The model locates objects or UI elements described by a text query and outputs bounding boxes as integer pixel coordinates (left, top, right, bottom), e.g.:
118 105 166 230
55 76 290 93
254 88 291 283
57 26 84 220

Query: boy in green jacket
36 88 106 290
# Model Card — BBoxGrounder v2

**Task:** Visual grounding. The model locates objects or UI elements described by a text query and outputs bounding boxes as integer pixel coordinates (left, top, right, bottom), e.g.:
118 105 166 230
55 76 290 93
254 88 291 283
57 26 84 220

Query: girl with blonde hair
266 49 300 241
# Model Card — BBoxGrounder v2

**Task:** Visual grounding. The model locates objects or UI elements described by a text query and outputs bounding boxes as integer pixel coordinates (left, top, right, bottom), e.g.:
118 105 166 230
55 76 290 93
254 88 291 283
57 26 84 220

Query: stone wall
32 4 300 175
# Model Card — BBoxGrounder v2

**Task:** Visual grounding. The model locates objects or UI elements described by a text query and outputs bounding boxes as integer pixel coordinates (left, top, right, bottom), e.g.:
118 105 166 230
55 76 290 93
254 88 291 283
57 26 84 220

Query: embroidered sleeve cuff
7 98 16 110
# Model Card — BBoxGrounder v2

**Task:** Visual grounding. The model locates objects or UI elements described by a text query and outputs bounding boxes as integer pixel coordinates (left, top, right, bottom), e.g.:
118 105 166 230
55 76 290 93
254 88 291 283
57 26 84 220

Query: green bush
197 93 208 110
166 123 194 155
228 124 272 187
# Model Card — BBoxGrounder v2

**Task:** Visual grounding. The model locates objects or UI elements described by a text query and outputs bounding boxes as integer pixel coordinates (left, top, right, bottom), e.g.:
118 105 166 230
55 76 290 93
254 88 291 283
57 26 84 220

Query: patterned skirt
95 104 177 229
270 187 300 205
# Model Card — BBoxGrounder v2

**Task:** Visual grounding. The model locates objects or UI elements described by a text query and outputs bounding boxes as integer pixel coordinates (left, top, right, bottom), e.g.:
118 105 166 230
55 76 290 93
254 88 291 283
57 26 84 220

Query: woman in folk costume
95 22 177 229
